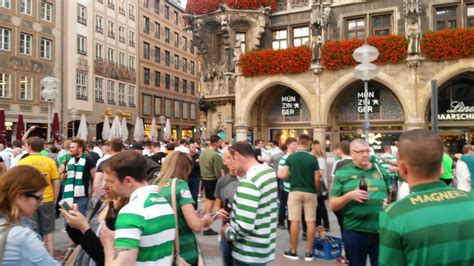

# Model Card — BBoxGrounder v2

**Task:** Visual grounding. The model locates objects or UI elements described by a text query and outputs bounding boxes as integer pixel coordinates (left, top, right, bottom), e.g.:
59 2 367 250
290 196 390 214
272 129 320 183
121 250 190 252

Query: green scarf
63 153 88 205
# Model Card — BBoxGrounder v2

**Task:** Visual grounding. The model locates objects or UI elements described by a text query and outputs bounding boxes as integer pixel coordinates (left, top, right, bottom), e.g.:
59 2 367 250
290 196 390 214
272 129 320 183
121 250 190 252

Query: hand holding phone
59 199 72 211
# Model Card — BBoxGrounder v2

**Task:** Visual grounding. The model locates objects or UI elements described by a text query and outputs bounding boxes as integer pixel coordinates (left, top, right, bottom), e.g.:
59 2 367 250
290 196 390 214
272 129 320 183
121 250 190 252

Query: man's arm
53 180 60 203
378 211 405 266
314 170 321 194
278 165 289 179
103 245 138 266
93 172 104 199
213 153 222 179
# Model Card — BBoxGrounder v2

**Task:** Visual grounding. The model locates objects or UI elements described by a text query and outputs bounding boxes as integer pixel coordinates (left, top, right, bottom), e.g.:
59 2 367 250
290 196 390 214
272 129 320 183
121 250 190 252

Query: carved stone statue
311 35 323 63
233 39 242 62
407 17 421 55
403 0 422 16
310 1 330 64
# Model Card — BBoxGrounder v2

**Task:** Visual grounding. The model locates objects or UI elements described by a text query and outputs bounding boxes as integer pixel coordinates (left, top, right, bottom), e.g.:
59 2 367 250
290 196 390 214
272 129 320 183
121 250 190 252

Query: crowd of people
0 128 473 265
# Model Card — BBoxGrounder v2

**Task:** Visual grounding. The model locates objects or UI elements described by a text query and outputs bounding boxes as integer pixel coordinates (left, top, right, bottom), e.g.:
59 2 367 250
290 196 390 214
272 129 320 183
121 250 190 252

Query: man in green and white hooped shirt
329 139 390 266
222 141 278 265
379 129 474 266
100 150 176 265
277 137 298 229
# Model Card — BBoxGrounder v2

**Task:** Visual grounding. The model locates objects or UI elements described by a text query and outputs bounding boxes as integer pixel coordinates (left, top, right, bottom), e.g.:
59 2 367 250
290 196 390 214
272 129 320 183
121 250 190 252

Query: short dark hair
254 139 262 146
398 129 444 178
209 135 220 144
298 134 310 146
229 141 254 157
312 140 320 145
166 142 175 151
103 150 147 182
27 137 44 152
285 137 297 146
12 140 22 148
110 138 124 152
87 143 95 150
179 139 186 145
340 140 351 155
151 141 160 148
71 137 86 150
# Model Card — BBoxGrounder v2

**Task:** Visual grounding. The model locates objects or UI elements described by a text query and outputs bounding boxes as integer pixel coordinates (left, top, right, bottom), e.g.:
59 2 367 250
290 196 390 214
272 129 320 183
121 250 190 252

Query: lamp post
40 77 58 142
70 107 78 137
158 115 166 141
352 44 379 140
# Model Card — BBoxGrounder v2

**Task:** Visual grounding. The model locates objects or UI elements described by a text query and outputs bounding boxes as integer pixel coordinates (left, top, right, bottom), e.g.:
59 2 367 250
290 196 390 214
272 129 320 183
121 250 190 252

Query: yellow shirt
18 154 60 203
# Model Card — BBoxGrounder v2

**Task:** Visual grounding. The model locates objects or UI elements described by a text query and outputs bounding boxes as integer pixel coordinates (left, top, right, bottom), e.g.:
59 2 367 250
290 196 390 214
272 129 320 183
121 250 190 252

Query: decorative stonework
291 0 309 9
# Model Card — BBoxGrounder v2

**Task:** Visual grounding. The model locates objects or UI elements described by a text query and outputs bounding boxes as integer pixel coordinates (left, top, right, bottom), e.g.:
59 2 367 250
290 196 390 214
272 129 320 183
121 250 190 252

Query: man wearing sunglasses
329 139 389 266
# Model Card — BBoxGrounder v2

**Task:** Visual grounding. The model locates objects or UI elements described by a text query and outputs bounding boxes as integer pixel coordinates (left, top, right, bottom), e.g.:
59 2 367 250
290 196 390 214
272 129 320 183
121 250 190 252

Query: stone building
188 0 474 151
0 0 62 141
138 0 200 140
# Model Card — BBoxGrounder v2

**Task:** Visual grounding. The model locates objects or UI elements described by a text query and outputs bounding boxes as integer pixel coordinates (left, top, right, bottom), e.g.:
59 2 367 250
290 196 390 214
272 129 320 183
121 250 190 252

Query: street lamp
158 115 166 141
353 44 379 140
70 107 78 137
41 76 58 142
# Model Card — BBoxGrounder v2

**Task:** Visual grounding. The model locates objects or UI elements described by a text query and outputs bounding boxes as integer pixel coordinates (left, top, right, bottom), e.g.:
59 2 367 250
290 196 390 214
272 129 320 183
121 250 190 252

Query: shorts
202 180 217 201
33 202 55 235
288 191 317 222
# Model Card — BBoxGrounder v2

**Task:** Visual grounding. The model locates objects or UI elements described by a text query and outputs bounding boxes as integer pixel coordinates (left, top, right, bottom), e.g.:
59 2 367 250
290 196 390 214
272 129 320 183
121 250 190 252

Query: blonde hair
312 143 326 159
0 166 48 225
154 151 193 187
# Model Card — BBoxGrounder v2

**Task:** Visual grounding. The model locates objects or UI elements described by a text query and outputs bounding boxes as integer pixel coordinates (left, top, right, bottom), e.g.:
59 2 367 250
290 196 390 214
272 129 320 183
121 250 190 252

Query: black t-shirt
189 153 200 178
151 152 167 165
87 151 100 168
71 155 96 196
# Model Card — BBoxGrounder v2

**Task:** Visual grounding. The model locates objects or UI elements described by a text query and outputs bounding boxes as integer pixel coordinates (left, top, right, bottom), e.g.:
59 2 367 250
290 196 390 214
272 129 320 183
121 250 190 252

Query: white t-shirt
175 145 190 154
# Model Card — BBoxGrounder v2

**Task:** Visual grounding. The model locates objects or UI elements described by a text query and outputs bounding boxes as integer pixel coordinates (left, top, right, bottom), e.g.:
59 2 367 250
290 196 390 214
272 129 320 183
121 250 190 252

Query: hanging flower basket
422 28 474 61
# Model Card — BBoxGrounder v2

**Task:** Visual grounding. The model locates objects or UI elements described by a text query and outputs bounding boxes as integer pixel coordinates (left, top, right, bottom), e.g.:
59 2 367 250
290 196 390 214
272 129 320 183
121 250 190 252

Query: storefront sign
357 89 380 113
438 101 474 120
281 94 300 116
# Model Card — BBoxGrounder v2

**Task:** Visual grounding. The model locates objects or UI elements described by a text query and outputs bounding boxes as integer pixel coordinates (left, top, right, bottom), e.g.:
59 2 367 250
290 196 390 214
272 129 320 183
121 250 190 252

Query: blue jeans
188 176 201 209
74 197 89 216
343 229 379 266
220 237 233 266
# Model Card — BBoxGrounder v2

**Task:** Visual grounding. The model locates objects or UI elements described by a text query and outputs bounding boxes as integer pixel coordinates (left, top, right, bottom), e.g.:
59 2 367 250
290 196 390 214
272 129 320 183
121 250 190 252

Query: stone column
404 122 426 131
312 124 327 144
235 125 248 141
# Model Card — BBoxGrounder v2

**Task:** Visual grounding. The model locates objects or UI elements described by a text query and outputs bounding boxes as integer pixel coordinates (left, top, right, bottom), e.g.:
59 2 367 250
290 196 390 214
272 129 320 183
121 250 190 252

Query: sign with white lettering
281 94 300 116
438 101 474 120
357 89 380 113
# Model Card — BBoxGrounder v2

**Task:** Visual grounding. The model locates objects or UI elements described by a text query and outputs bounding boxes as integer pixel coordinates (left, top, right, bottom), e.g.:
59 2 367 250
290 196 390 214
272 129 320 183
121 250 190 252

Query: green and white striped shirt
278 154 291 192
114 185 176 265
225 164 278 264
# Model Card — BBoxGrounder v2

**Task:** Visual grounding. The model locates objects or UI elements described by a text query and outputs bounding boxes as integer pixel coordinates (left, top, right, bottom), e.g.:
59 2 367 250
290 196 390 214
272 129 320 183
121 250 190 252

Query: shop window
143 94 152 116
154 96 162 116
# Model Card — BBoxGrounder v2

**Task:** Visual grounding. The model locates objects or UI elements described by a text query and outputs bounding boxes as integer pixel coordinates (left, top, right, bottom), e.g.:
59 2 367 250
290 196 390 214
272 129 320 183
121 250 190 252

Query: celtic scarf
63 153 88 205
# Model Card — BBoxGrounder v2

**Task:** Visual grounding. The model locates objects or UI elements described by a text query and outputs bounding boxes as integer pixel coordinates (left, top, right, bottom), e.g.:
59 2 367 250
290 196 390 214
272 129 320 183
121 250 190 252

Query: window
119 26 125 42
96 43 104 60
174 77 179 92
143 42 150 59
108 48 115 63
41 1 53 22
40 38 52 59
129 55 135 70
174 100 180 118
174 11 179 25
78 35 87 54
144 16 150 33
165 50 170 66
190 103 196 119
190 61 195 75
468 5 474 27
182 79 187 94
182 102 189 119
0 28 11 51
190 81 195 95
293 27 309 47
0 72 10 98
0 0 10 9
78 5 87 25
154 22 160 39
236 32 246 52
190 42 194 54
95 77 104 102
435 6 457 30
165 6 169 19
174 55 179 70
182 36 187 51
154 46 160 63
154 71 160 87
96 15 104 33
347 17 365 39
108 21 115 38
119 0 125 14
20 0 32 15
154 97 162 116
272 30 287 50
108 0 115 9
107 80 115 104
182 58 187 72
76 73 87 100
129 4 135 20
20 33 33 55
165 98 171 117
129 31 135 47
144 0 149 8
128 85 135 106
143 94 152 116
154 0 160 13
164 27 170 43
372 14 391 36
144 68 150 85
165 74 170 90
119 51 125 66
118 83 126 105
174 32 179 47
19 76 33 100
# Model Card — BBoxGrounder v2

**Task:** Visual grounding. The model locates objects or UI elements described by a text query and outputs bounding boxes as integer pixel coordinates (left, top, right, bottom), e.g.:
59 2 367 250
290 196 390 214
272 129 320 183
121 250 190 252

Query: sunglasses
25 192 44 203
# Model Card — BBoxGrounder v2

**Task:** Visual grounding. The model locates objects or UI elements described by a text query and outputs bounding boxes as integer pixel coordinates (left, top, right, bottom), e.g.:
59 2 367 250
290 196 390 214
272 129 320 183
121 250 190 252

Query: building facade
139 0 200 140
189 0 474 152
0 0 62 141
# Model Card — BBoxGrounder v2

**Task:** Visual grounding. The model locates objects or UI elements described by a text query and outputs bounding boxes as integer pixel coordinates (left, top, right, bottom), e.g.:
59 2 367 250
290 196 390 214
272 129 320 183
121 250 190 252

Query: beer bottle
389 176 398 203
359 175 368 191
105 201 118 230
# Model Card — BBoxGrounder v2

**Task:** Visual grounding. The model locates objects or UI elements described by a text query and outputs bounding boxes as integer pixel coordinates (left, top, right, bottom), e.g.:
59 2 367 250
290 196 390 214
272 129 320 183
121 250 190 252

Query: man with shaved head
379 129 474 265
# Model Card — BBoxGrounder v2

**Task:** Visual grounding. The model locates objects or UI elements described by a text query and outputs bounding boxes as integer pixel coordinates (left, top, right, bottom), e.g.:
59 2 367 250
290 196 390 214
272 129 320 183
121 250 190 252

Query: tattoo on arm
113 248 131 259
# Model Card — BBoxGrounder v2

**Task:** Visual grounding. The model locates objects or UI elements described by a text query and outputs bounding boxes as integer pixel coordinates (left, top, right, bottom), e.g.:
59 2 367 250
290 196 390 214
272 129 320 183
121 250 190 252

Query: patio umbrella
0 110 5 144
164 118 171 140
16 115 25 141
121 117 129 142
133 116 144 142
77 114 88 140
109 116 122 139
150 117 157 141
102 116 111 140
52 112 60 142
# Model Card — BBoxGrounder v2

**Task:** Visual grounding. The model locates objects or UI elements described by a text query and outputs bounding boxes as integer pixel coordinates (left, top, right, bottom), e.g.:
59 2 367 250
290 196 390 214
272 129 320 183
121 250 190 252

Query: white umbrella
102 116 110 140
150 117 157 141
133 116 144 142
121 117 129 142
109 116 122 139
164 118 171 139
77 114 88 140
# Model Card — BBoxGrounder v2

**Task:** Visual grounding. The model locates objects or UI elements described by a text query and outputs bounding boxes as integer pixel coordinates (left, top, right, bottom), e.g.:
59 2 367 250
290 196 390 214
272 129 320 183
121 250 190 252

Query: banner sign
357 88 380 113
281 93 300 116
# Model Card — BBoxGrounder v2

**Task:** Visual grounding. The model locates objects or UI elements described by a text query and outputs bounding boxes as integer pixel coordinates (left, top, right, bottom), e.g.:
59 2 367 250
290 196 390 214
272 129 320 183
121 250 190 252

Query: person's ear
398 160 408 181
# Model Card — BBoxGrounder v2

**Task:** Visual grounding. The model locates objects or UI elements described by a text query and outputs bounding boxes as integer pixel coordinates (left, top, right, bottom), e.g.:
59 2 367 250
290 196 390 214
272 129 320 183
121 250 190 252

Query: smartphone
60 200 72 211
211 212 220 221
